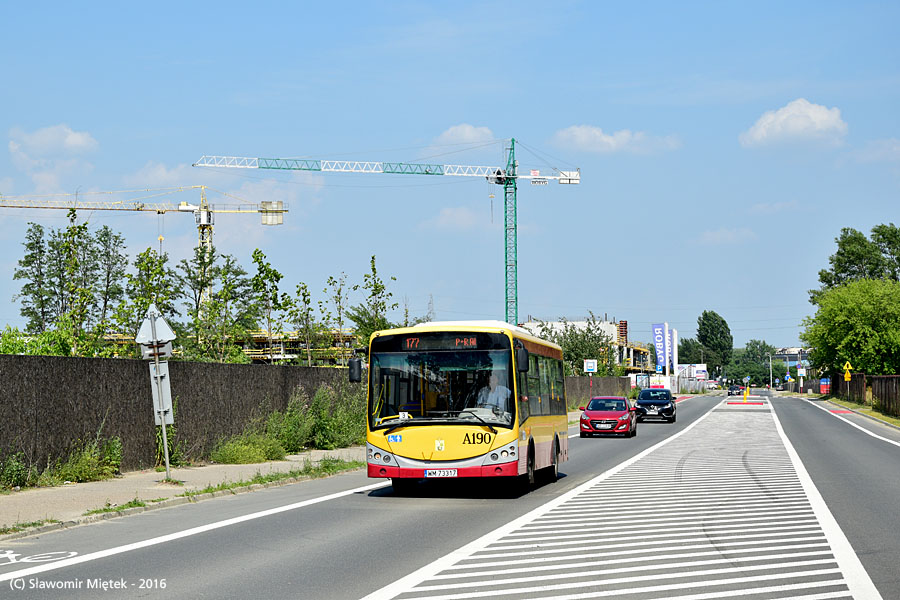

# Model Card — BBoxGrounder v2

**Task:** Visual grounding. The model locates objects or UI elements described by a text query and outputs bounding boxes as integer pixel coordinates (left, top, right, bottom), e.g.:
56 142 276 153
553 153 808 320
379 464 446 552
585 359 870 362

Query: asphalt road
2 392 897 599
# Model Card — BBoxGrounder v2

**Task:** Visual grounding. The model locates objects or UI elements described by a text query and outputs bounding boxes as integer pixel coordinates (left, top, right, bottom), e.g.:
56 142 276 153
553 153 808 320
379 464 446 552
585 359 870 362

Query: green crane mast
194 139 579 325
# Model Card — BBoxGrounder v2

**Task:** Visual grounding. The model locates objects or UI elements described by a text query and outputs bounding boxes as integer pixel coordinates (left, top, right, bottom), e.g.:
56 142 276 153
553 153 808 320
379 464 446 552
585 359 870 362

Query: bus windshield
368 332 514 430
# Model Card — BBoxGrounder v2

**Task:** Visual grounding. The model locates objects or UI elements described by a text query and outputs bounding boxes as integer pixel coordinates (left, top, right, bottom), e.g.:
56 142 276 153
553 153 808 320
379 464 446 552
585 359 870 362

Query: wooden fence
870 375 900 417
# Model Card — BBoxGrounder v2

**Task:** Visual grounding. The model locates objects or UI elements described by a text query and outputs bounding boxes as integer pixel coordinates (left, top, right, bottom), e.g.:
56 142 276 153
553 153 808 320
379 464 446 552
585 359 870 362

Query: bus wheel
520 446 536 491
544 439 559 483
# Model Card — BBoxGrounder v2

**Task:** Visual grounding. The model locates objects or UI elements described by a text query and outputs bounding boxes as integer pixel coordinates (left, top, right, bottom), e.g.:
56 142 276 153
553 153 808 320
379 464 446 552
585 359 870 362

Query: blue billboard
651 323 667 373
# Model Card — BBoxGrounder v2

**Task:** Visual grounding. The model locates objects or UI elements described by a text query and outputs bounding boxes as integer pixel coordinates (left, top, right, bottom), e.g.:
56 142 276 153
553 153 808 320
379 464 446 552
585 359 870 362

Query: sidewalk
0 446 365 540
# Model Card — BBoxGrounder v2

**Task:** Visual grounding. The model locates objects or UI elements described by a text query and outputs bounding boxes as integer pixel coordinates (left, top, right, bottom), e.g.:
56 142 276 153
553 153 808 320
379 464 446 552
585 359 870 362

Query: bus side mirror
348 358 362 383
516 347 529 372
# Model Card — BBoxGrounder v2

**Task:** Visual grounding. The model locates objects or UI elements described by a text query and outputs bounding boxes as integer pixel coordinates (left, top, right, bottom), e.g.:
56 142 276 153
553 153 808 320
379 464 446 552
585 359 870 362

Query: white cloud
432 124 495 146
9 124 98 156
697 227 757 245
8 124 98 193
0 176 14 194
123 161 197 187
854 138 900 163
748 200 799 214
739 98 848 147
552 125 681 154
419 206 493 232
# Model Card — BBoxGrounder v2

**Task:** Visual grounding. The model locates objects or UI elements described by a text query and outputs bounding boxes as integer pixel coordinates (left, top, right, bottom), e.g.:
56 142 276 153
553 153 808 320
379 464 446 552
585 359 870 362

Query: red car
579 396 638 438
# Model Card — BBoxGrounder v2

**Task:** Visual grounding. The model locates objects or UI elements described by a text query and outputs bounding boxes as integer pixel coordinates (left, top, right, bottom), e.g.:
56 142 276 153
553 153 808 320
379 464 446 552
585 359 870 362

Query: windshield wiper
456 410 498 434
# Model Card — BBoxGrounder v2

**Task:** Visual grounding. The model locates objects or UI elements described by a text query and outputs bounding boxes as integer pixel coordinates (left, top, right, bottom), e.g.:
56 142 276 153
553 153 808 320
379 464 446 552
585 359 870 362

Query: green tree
289 281 325 367
60 209 95 353
251 248 285 361
320 272 351 365
114 247 180 346
677 337 705 364
810 226 892 303
535 313 621 376
177 245 219 338
346 255 397 344
870 223 900 281
92 225 127 329
696 310 733 374
800 278 900 375
13 223 53 333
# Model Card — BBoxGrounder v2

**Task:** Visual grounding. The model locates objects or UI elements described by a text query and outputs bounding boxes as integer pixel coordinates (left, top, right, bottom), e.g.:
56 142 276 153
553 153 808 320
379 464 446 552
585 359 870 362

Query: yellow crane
0 185 286 254
0 185 287 302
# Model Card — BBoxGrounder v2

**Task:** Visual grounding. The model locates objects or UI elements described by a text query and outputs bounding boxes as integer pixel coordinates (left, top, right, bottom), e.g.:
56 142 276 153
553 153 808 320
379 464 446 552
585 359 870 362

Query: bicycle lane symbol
0 550 78 571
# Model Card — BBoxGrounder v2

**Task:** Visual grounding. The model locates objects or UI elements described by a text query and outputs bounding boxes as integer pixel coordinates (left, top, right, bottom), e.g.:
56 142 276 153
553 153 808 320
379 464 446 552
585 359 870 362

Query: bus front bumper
368 461 519 479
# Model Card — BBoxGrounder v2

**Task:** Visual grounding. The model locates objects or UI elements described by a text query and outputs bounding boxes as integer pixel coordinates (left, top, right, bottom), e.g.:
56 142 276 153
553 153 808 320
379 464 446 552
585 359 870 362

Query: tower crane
0 185 287 302
0 185 286 253
194 139 579 325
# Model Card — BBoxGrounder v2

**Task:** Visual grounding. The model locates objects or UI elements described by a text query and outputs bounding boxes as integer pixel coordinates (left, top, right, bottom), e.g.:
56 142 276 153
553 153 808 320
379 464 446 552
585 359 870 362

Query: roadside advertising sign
651 323 666 373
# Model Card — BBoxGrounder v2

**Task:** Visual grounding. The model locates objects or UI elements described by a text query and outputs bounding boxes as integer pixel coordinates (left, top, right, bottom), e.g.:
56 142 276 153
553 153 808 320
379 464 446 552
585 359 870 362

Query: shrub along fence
565 376 631 408
0 355 358 472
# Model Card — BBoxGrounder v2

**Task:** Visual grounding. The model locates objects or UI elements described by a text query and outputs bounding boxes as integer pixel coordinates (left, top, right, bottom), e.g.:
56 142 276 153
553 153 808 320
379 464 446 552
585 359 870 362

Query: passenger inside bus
476 372 512 412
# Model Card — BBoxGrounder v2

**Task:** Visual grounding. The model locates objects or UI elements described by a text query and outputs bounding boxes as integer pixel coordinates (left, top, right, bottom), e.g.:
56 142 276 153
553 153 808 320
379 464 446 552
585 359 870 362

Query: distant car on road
579 396 637 438
635 389 676 423
727 385 741 396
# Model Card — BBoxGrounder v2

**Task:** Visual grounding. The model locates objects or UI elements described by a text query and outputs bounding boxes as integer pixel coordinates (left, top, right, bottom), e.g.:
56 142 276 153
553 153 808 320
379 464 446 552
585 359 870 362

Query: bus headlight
491 453 499 461
500 450 508 457
374 452 382 460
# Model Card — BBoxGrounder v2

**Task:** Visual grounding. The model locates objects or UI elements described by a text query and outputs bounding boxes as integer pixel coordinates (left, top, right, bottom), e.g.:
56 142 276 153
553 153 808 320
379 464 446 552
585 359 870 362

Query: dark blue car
635 388 676 423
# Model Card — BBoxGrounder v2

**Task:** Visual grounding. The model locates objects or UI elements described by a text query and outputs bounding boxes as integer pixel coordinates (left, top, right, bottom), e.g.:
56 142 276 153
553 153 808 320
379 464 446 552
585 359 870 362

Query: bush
210 439 267 464
0 452 28 488
54 437 122 483
267 391 313 453
210 433 285 464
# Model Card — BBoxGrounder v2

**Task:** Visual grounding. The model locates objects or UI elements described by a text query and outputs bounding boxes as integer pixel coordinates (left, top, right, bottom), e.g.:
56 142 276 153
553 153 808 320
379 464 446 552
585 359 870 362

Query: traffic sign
583 359 598 374
843 361 853 371
136 304 177 345
844 371 852 382
743 376 750 383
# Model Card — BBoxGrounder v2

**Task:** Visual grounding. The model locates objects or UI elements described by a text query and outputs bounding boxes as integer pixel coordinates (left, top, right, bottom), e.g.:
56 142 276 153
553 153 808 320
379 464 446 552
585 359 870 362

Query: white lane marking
804 399 900 449
361 401 720 600
772 402 884 599
0 480 389 583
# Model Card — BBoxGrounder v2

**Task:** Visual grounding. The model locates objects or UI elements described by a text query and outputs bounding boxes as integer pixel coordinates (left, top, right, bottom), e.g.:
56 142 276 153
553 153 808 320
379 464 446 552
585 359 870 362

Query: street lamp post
767 352 773 390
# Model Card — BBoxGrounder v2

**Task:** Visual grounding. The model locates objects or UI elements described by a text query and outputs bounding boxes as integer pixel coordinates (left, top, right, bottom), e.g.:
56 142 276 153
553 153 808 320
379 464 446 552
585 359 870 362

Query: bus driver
476 372 511 412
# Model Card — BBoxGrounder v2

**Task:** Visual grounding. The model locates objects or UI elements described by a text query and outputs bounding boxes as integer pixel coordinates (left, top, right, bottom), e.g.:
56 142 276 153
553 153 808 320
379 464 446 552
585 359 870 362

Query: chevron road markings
364 397 881 600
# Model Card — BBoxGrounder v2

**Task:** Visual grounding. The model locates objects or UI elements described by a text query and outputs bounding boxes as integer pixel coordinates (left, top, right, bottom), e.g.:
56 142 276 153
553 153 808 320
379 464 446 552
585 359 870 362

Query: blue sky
1 1 898 348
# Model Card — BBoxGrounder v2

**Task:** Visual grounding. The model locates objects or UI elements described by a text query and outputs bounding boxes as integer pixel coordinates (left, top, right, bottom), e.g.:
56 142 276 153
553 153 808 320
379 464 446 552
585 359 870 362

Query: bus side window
528 354 541 418
556 359 566 415
517 369 529 424
539 356 552 416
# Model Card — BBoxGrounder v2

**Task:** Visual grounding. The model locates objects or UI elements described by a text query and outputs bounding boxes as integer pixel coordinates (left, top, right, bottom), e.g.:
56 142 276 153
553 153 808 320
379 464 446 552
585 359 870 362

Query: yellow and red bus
349 320 568 492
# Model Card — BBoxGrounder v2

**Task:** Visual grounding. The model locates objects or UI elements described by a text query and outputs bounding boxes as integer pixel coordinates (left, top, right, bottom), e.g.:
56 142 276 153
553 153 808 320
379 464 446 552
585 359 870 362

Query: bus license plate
425 469 457 478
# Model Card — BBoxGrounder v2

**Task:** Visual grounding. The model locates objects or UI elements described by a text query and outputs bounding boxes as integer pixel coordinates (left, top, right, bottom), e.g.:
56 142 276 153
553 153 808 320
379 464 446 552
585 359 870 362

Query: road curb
0 468 362 542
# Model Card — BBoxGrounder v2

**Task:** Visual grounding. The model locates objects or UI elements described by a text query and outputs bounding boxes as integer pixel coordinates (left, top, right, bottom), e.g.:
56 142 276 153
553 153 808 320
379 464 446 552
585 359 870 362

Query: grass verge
178 457 364 498
84 497 147 515
825 397 900 428
0 519 60 535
